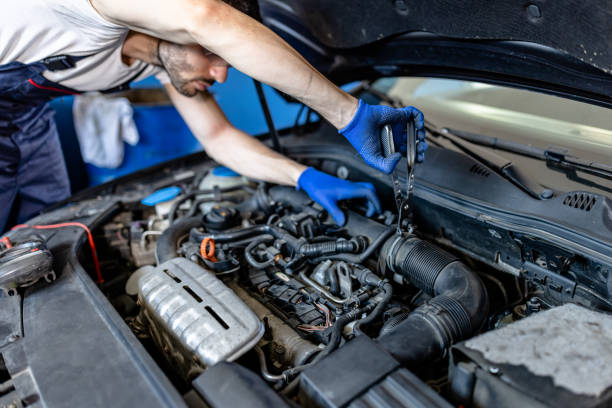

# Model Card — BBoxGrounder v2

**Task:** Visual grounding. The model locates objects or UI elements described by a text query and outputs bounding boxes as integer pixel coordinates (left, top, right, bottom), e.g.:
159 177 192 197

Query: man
0 0 426 232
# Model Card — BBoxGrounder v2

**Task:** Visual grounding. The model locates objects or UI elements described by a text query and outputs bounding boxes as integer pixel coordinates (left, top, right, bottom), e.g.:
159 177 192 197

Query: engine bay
1 123 611 406
80 154 612 407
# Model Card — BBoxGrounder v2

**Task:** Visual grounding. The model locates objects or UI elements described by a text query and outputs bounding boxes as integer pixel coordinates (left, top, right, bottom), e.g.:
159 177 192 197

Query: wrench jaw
379 117 419 235
397 173 415 235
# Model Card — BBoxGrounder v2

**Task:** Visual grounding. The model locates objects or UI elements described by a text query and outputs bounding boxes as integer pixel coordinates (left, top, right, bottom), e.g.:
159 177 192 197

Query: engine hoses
244 235 275 269
377 236 489 366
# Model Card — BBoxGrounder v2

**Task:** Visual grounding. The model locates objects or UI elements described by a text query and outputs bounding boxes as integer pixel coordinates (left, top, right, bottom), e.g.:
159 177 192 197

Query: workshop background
51 68 310 192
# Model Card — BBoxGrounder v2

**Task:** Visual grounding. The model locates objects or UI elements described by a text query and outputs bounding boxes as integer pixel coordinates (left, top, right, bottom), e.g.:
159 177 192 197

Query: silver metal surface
138 258 264 375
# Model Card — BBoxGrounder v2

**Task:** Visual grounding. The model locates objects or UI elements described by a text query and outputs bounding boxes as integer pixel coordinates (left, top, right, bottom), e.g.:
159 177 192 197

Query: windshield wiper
442 127 612 182
430 128 552 199
354 81 611 193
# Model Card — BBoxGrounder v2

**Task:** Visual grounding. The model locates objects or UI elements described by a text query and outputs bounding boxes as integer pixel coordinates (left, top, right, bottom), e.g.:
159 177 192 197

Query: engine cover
137 258 264 378
449 304 612 407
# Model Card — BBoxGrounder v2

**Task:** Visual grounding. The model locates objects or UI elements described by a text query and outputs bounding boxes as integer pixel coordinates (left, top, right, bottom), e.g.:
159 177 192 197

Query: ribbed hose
377 236 488 367
299 239 361 257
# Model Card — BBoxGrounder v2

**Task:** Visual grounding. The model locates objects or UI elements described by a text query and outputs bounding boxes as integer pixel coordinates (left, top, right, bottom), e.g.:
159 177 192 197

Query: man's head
158 42 229 97
158 0 260 97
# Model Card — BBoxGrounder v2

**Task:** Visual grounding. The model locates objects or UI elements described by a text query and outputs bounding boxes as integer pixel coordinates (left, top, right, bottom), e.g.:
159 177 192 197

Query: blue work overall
0 55 144 233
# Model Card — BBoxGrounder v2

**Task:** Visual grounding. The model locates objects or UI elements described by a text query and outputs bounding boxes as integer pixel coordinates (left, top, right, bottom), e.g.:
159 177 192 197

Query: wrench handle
380 124 395 158
406 115 418 169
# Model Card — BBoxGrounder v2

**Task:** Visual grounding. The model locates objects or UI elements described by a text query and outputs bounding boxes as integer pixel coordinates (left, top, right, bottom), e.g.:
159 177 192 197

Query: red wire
11 223 104 284
27 79 78 95
0 236 12 249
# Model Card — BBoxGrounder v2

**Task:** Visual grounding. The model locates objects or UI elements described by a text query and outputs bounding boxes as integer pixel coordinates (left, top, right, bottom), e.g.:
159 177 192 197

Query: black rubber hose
299 239 360 257
156 216 202 264
192 224 364 259
311 228 394 264
328 265 340 295
244 236 275 269
267 186 313 211
168 185 246 223
352 268 393 336
192 225 304 252
378 311 411 338
377 236 489 367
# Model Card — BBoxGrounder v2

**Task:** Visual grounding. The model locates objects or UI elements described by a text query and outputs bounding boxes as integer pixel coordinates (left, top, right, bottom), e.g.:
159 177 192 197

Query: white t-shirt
0 0 169 92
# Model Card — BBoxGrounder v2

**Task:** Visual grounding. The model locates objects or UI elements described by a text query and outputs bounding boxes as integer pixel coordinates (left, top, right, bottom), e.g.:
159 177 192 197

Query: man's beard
167 70 214 97
158 41 214 97
169 73 198 97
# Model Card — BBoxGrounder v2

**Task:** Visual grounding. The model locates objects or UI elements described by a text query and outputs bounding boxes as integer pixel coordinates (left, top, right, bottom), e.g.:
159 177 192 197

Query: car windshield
370 77 612 197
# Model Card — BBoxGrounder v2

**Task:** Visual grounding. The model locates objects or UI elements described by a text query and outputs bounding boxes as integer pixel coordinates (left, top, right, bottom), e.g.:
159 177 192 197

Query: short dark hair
222 0 261 20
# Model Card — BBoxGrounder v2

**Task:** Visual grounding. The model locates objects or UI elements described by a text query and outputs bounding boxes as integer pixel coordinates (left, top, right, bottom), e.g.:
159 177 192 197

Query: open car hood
259 0 612 108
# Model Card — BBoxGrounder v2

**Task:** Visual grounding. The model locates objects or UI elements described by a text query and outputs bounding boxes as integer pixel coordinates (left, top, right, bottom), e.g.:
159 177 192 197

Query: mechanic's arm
91 0 426 173
92 0 356 128
166 84 380 225
165 84 305 185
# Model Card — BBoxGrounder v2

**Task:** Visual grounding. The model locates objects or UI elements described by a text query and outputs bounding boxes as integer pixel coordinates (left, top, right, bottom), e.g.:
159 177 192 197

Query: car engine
82 160 612 408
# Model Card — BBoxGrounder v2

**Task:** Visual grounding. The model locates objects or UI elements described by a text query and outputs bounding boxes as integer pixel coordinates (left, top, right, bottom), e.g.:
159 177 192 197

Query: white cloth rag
73 92 139 169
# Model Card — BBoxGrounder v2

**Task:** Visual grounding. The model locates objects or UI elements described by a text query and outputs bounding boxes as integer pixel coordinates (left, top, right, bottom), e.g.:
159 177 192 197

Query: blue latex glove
339 100 427 174
297 167 381 226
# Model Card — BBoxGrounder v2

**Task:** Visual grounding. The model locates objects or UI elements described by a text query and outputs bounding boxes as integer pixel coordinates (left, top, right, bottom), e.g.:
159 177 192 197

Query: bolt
540 189 553 199
393 0 410 15
488 366 500 375
527 4 542 19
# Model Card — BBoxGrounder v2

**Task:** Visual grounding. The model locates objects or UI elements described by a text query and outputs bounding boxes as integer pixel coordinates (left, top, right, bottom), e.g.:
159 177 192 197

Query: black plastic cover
192 362 288 408
300 336 450 408
300 336 399 408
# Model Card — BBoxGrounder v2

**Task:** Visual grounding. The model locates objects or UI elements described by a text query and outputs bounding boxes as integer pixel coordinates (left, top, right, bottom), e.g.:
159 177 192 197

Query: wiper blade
431 128 550 199
443 127 612 181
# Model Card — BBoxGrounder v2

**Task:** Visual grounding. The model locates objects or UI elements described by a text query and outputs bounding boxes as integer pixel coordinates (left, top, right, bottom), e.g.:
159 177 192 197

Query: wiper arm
443 127 612 181
435 128 551 199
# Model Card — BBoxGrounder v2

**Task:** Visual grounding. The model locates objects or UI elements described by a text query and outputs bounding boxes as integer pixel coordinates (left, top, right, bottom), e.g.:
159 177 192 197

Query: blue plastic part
212 166 240 177
141 186 182 206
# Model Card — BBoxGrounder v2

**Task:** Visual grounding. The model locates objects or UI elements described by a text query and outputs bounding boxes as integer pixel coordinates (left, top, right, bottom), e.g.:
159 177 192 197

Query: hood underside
260 0 612 107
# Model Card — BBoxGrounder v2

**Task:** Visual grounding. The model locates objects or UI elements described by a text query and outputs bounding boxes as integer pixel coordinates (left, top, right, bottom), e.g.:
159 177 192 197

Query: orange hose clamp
200 238 217 262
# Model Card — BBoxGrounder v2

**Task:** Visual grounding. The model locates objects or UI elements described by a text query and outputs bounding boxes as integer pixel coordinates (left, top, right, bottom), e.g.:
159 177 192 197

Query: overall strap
100 64 149 94
32 54 151 94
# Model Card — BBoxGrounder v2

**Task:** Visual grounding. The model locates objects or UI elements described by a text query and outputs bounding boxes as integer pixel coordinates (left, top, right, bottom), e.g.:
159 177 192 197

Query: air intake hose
377 236 488 366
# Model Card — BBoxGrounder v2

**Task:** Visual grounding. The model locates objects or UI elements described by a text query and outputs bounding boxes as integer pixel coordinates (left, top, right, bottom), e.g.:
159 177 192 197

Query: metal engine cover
137 258 264 377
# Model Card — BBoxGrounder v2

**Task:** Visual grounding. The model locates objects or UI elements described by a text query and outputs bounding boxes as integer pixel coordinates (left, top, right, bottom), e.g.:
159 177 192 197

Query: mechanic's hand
297 167 381 226
339 100 427 174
